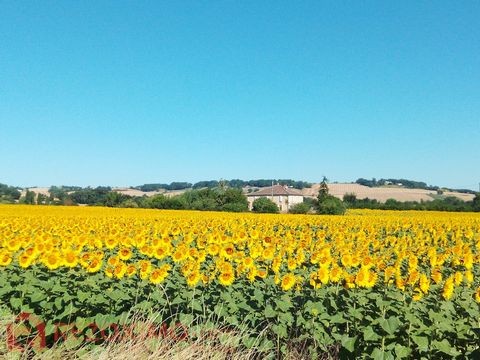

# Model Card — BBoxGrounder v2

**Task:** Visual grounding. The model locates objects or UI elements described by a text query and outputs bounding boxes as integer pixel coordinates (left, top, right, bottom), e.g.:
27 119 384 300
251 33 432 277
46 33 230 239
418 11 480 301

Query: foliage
0 183 21 203
19 190 36 205
288 202 310 214
103 192 132 208
316 196 346 215
135 183 193 192
355 178 436 190
317 177 330 203
69 187 112 205
146 188 248 213
343 192 357 204
347 196 479 212
316 178 346 215
36 193 47 205
355 178 477 195
473 193 480 212
251 197 279 213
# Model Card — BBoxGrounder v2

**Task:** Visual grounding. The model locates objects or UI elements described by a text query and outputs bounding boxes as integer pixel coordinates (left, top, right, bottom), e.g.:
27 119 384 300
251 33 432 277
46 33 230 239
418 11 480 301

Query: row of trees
12 186 247 212
355 178 477 194
0 183 21 203
5 180 480 214
146 188 249 212
355 177 436 190
134 179 312 192
343 192 480 212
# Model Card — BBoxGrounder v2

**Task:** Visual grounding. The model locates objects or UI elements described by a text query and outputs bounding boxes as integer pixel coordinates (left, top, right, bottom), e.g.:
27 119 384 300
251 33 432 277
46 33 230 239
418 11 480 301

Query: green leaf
394 344 411 358
329 313 346 324
363 326 381 341
264 305 276 318
253 289 264 303
242 336 257 348
278 311 294 325
348 306 363 320
436 319 454 333
45 321 56 336
411 335 429 352
179 313 194 325
77 291 90 303
75 317 89 332
64 333 84 350
258 338 275 352
170 296 184 306
371 348 394 360
275 299 291 312
432 339 461 356
9 297 22 310
341 335 357 353
371 348 384 360
28 292 47 303
380 316 400 335
271 323 288 338
191 299 203 312
95 314 111 331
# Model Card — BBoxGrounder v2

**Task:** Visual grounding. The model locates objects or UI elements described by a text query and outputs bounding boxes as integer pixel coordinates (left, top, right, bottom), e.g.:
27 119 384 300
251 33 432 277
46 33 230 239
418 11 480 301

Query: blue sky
1 1 479 189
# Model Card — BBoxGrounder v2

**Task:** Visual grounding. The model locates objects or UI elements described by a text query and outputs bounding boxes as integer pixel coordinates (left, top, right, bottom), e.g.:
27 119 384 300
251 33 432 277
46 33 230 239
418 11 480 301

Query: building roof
247 185 303 197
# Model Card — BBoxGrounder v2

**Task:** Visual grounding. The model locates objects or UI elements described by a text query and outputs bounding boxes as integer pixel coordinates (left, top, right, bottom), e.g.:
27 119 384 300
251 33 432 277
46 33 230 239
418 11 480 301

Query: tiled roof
247 185 303 196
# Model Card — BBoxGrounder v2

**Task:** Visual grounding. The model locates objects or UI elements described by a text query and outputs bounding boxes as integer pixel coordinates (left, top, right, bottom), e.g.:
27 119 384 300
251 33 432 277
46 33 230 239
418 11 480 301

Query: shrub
252 197 279 213
343 192 357 205
317 196 346 215
221 202 249 212
288 202 310 214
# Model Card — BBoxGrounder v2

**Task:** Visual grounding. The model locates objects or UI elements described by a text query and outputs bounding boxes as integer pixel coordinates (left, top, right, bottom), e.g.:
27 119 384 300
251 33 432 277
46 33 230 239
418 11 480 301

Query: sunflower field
1 205 480 358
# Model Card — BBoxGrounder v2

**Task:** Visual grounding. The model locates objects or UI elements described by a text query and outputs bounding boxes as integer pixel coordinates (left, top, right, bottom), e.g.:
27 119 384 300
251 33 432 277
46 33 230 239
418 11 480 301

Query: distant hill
302 183 475 203
7 178 477 204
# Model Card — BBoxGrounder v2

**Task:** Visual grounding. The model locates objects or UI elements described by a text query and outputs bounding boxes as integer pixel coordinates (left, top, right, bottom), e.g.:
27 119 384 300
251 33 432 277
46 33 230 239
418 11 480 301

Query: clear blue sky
1 1 479 190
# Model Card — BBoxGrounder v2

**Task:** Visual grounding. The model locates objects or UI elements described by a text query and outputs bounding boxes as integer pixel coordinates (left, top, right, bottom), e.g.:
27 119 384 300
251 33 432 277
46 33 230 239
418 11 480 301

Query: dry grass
1 315 256 360
0 310 342 360
1 308 328 360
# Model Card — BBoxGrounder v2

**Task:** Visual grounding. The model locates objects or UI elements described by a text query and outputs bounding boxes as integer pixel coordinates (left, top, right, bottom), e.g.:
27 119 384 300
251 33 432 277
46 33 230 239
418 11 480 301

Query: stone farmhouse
247 185 304 213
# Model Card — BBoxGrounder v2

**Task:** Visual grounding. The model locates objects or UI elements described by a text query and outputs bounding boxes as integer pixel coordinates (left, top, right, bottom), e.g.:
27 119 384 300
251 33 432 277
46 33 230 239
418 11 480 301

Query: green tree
316 178 346 215
121 199 139 208
343 192 357 205
104 192 131 207
252 197 279 213
289 202 310 214
149 194 169 209
317 176 329 203
471 193 480 212
317 196 346 215
25 190 36 205
0 184 21 203
37 193 47 205
216 188 248 211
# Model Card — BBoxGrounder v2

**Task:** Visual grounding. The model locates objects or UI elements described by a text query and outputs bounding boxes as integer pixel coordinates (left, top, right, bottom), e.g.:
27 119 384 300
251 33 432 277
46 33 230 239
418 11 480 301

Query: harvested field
302 183 475 203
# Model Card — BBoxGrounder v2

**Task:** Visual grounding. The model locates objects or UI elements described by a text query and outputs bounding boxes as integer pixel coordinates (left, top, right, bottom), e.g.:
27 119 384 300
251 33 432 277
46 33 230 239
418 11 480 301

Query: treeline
355 178 477 194
134 182 192 192
355 178 438 190
86 187 249 212
16 185 249 212
134 179 312 192
343 193 480 212
0 183 21 203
